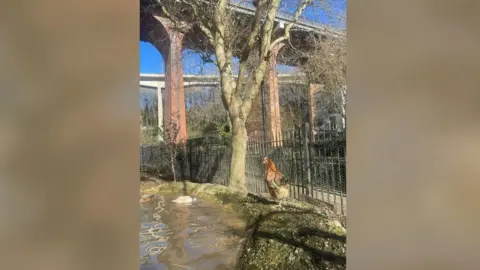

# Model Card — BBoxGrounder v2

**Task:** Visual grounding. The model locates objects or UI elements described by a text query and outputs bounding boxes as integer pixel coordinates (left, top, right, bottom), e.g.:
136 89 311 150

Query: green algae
141 175 346 270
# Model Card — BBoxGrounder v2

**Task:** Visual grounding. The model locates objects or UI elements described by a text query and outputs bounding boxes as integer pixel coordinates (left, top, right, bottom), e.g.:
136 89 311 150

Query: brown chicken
263 157 289 207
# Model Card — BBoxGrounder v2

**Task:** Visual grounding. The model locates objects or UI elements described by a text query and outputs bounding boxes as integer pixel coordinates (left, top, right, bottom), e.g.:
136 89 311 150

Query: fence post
140 146 143 172
188 140 192 181
303 123 313 197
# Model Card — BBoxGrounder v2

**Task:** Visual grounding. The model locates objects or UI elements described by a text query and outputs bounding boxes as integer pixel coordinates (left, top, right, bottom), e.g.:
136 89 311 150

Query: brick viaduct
140 2 345 142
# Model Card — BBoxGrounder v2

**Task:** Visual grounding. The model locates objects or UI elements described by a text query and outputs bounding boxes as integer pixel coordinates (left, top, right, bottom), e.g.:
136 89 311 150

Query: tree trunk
171 151 176 182
228 118 247 192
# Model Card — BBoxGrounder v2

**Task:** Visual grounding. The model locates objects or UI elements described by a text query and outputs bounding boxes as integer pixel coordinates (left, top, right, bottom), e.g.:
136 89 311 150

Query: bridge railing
229 0 346 37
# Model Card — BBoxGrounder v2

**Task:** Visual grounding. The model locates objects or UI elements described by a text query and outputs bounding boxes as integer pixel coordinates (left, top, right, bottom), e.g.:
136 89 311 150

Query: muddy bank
141 174 346 270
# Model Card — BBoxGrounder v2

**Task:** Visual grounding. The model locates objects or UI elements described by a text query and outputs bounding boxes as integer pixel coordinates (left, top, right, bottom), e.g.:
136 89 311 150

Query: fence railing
140 123 346 215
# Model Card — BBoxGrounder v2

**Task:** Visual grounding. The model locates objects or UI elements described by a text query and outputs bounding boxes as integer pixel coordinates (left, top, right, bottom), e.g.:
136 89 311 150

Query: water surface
140 193 245 270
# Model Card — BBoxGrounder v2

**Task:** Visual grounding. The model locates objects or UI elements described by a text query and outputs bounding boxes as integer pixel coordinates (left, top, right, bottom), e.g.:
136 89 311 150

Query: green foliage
219 124 232 145
185 87 228 139
195 120 232 145
202 122 218 134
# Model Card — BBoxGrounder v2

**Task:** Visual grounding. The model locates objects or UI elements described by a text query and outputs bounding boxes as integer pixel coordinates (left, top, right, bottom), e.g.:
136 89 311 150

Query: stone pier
153 17 188 143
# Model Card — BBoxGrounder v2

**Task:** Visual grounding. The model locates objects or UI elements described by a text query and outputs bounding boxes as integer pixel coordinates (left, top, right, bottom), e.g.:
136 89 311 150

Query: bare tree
278 83 309 130
294 33 346 130
144 0 342 191
316 85 346 130
140 95 161 144
185 86 229 138
161 112 182 181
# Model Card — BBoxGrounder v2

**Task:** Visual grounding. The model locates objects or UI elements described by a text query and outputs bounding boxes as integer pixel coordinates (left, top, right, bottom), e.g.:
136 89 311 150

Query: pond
140 193 246 270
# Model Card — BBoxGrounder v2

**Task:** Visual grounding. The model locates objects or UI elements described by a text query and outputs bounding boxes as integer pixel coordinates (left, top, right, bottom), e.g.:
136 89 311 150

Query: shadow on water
140 193 246 270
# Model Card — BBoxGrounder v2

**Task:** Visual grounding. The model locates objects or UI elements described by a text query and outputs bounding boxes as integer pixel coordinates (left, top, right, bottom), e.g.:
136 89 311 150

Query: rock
329 220 347 234
140 194 155 203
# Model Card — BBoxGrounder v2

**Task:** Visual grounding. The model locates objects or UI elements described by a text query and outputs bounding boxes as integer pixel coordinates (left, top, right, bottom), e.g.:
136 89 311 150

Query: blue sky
139 43 298 75
139 0 345 74
140 44 220 74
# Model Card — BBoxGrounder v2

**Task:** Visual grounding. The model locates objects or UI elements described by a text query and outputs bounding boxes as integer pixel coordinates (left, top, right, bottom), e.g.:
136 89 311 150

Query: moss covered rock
140 174 346 270
236 205 346 270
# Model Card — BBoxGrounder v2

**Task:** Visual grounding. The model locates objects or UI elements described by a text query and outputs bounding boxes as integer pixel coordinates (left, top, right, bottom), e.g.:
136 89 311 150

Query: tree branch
240 0 282 116
159 6 188 31
235 0 266 94
212 0 236 114
240 0 266 63
181 0 216 45
269 0 312 51
260 0 281 57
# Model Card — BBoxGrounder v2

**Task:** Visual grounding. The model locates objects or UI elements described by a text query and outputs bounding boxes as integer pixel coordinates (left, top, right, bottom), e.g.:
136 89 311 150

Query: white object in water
172 196 197 204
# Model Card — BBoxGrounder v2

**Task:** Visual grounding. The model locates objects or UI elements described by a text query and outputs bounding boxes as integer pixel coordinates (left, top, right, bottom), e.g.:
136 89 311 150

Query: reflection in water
140 193 245 270
158 198 190 266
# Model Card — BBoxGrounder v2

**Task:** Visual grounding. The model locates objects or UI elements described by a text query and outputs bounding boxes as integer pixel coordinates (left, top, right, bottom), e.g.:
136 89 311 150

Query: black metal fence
140 123 346 215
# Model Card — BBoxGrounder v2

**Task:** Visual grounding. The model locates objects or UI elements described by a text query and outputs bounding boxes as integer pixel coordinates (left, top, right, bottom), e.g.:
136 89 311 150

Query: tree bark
171 151 176 182
228 117 247 192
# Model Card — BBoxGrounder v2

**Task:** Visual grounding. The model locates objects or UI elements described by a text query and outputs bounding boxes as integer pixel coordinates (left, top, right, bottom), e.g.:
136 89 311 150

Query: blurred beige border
348 0 480 269
2 0 480 269
0 1 139 270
